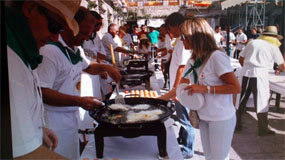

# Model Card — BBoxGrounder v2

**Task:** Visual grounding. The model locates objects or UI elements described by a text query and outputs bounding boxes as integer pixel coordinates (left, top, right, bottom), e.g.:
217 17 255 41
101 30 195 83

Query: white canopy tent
221 0 248 10
147 19 165 28
137 19 147 27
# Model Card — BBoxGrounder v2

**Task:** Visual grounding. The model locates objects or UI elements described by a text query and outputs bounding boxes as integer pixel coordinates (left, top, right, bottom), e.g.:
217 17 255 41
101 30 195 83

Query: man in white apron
80 11 106 130
236 26 285 136
6 0 81 158
82 10 113 100
36 7 121 159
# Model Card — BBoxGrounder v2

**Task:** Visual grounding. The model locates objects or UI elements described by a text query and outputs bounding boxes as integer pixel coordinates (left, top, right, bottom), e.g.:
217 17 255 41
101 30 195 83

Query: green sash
5 7 42 70
47 41 82 65
183 59 202 84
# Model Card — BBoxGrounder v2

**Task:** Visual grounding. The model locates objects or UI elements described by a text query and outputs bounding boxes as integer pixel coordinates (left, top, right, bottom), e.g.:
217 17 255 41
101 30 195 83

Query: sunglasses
38 5 64 34
166 26 170 32
95 22 103 27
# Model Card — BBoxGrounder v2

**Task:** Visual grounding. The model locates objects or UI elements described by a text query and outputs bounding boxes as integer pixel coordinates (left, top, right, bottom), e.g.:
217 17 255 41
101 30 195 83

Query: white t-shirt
101 32 118 58
165 34 173 51
222 31 236 42
82 33 106 58
82 33 96 58
123 33 133 47
157 40 170 60
132 34 139 45
137 45 151 54
183 50 235 121
94 34 107 55
113 35 124 65
240 39 284 77
214 32 223 47
169 38 191 89
158 40 165 49
37 35 89 112
222 31 236 47
8 46 43 157
236 33 247 50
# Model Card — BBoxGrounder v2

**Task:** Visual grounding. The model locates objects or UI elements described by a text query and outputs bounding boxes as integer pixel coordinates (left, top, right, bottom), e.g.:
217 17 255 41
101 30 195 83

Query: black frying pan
120 70 153 80
89 98 175 129
123 59 148 67
120 78 143 86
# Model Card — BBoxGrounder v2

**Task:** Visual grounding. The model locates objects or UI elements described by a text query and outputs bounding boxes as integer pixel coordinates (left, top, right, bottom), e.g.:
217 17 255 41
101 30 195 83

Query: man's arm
155 48 168 58
173 65 186 88
158 78 189 101
15 145 66 159
96 52 106 62
276 63 285 73
239 57 244 66
114 46 134 54
158 65 186 101
83 63 121 83
241 35 248 44
41 88 102 110
239 47 247 66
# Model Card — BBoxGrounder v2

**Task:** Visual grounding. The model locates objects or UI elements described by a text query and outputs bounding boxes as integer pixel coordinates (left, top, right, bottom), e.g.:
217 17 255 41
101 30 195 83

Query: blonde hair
180 17 220 61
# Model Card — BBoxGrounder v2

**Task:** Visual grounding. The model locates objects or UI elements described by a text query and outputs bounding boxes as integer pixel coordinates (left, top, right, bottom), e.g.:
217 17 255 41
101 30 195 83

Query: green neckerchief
5 7 43 70
47 41 83 65
183 59 202 84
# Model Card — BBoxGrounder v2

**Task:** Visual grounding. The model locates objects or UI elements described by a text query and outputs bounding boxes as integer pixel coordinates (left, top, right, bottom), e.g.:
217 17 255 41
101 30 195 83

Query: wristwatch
207 86 211 94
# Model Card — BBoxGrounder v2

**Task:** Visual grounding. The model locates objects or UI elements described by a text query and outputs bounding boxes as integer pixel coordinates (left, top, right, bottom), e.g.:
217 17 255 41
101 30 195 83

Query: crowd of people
213 24 280 60
5 0 285 159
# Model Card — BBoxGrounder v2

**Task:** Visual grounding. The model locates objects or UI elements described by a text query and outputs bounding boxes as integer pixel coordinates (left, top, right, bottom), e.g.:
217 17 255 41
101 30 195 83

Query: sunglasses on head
38 5 64 34
181 34 187 41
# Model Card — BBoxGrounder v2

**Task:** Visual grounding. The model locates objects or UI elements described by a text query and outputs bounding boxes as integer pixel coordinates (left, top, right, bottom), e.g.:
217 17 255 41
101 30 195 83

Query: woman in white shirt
179 17 241 160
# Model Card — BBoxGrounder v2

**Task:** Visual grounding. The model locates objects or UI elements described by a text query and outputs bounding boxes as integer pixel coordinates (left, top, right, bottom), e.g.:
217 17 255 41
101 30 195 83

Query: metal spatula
115 83 125 104
110 44 125 104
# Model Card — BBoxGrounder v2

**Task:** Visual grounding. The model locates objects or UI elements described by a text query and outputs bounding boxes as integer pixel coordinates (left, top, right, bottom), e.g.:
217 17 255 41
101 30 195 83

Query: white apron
239 67 270 113
100 75 113 96
44 53 83 160
79 54 101 130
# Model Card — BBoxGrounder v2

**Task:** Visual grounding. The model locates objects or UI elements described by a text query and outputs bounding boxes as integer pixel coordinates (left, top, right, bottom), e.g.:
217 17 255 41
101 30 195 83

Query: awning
147 19 165 28
221 0 248 10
